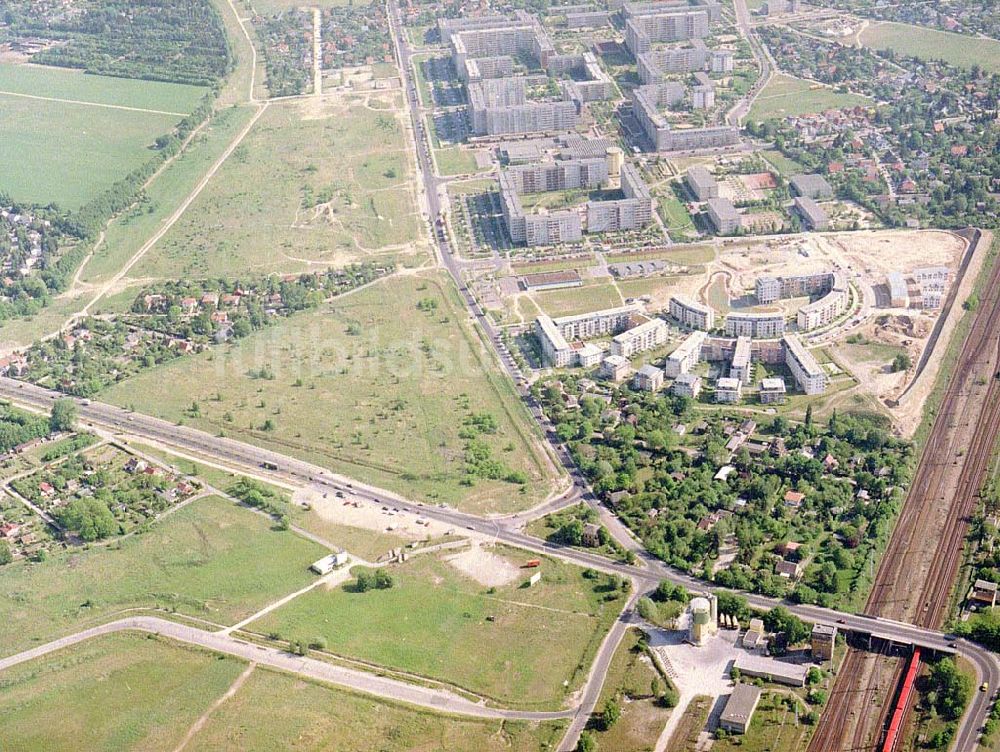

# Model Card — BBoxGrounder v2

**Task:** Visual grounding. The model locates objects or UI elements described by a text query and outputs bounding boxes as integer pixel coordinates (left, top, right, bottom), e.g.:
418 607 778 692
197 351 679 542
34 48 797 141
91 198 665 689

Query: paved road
2 377 996 747
0 616 574 722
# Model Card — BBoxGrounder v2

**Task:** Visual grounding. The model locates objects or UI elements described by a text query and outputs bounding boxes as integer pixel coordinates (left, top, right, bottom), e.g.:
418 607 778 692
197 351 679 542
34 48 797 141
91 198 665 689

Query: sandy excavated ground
445 542 521 587
294 487 455 540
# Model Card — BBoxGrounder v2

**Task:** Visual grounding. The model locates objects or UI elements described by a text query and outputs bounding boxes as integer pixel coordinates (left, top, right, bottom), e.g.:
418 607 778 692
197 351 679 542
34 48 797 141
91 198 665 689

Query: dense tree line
1 0 232 86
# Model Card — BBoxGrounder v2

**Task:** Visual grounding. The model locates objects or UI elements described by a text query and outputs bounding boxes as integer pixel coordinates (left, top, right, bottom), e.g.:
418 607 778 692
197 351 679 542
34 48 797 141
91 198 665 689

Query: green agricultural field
0 496 326 654
183 667 566 751
0 63 207 210
859 22 1000 74
748 74 872 122
533 282 624 317
0 64 207 112
249 548 629 708
130 97 426 280
99 273 557 514
0 633 245 752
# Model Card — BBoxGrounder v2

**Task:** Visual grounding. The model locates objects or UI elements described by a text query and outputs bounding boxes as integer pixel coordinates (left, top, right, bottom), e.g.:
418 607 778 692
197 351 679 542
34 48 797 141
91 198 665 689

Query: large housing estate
500 156 653 246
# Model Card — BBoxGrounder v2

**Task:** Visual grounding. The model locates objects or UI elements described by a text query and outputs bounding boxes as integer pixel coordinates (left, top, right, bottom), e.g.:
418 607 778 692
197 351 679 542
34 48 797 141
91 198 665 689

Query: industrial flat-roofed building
790 173 834 200
665 330 706 376
793 195 829 231
724 311 785 338
706 197 740 234
783 333 826 394
611 316 668 357
520 270 584 291
719 684 762 735
633 363 665 391
730 335 752 385
669 295 716 330
672 372 703 398
686 165 718 200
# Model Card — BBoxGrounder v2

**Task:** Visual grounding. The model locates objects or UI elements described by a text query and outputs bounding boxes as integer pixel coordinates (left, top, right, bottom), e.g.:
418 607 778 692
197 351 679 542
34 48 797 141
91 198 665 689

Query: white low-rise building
633 363 665 391
759 377 787 404
311 550 349 575
715 376 742 403
672 372 702 398
600 354 632 381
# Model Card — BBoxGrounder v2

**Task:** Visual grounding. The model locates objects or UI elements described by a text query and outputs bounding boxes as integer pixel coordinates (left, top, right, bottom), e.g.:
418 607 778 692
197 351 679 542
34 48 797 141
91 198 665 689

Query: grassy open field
250 547 629 708
185 666 566 751
748 74 872 122
435 146 485 177
590 628 672 751
533 282 624 317
0 63 206 210
859 22 1000 74
0 496 326 654
99 272 556 513
0 632 245 752
762 148 808 177
129 95 426 279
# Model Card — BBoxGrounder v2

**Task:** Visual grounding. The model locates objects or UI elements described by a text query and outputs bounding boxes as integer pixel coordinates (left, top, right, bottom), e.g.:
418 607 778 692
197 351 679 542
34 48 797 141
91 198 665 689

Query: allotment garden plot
130 96 427 280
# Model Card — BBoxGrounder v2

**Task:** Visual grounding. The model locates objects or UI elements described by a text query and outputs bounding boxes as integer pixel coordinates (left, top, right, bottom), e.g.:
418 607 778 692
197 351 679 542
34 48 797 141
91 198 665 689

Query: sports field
748 74 872 121
0 63 206 210
859 22 1000 74
0 632 245 752
0 496 326 655
99 273 557 513
130 96 426 279
249 548 629 708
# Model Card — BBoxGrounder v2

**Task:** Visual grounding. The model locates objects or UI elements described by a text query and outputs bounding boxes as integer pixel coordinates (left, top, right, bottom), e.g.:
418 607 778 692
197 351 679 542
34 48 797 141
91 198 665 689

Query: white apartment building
730 335 752 385
633 364 665 391
715 377 742 403
600 354 631 381
665 330 706 377
724 311 786 338
783 334 826 395
611 317 668 357
672 372 703 398
669 295 716 330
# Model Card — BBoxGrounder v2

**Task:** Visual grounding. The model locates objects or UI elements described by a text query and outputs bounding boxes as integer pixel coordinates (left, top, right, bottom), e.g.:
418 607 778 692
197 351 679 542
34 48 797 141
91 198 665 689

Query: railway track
809 236 1000 751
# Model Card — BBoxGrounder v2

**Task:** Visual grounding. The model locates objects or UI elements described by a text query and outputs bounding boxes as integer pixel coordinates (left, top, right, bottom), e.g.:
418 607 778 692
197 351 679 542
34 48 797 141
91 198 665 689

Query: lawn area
249 547 630 708
184 666 566 751
712 691 813 752
657 190 696 236
589 628 673 751
748 74 872 122
0 496 326 654
762 148 808 177
0 63 206 210
98 273 557 514
0 632 245 752
533 282 624 317
129 96 426 280
859 22 1000 74
435 146 483 176
606 245 714 266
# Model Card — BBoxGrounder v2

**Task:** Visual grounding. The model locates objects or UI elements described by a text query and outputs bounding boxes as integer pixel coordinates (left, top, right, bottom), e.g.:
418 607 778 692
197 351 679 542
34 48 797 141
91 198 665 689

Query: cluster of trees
54 497 119 541
352 567 395 592
537 374 913 607
2 0 231 86
0 404 52 453
228 478 289 526
258 10 314 97
458 410 527 487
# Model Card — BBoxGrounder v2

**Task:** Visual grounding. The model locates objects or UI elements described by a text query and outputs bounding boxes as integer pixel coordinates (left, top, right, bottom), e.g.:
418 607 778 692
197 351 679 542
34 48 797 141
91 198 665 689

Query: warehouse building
719 684 762 735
